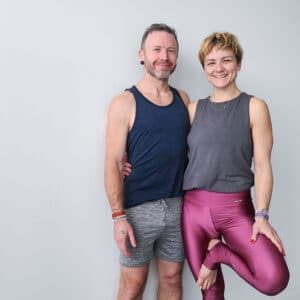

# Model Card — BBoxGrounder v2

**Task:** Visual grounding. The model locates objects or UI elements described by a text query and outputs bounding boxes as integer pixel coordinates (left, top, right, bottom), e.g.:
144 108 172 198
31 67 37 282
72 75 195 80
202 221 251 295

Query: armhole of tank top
246 93 254 149
191 99 203 126
170 86 183 106
126 88 137 133
246 93 253 126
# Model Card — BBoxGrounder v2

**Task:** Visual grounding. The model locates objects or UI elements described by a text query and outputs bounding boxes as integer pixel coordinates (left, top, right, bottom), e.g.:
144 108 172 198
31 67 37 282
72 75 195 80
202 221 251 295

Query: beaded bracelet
112 215 127 223
255 209 269 220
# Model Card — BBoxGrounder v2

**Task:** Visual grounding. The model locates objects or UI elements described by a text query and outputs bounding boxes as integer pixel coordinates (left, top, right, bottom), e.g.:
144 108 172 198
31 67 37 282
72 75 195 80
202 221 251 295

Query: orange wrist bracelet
112 210 126 219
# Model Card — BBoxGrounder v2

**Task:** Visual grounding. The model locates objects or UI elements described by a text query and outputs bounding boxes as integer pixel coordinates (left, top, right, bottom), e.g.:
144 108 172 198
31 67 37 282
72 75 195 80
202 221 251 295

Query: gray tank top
183 92 254 192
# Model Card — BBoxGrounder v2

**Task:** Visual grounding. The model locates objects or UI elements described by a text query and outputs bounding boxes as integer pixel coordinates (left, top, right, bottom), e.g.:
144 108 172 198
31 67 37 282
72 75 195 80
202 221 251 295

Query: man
104 23 190 300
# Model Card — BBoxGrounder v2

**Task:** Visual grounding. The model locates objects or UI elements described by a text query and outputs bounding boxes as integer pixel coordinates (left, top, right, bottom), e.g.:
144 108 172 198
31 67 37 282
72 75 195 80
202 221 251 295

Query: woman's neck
211 85 240 102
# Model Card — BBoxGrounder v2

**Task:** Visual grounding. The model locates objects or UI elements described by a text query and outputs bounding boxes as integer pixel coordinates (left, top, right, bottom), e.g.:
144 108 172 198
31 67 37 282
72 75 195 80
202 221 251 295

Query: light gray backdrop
1 0 299 299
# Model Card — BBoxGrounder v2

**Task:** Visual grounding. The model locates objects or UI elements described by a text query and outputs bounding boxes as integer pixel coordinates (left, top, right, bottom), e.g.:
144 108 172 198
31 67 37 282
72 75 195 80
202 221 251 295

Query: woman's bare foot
196 239 221 290
197 265 217 290
207 238 220 251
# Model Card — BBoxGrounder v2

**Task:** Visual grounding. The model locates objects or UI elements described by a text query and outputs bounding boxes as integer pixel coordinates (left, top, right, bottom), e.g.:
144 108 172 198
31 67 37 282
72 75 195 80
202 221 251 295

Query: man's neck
137 73 170 96
135 75 173 106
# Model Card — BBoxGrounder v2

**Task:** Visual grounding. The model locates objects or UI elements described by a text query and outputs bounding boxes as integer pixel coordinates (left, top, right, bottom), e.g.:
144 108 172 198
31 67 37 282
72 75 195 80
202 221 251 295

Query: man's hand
119 153 132 177
251 218 286 255
114 219 137 256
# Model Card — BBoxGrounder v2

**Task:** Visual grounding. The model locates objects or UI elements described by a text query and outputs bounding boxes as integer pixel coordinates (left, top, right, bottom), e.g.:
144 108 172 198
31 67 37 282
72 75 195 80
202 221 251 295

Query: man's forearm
105 162 125 212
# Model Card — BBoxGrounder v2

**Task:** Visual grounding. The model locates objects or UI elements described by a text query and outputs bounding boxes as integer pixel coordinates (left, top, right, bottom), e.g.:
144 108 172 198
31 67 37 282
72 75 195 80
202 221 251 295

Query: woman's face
203 46 241 89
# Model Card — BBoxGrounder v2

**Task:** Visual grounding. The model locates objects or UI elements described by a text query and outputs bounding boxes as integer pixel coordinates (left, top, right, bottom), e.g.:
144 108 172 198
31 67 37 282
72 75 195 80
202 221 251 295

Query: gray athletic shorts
120 196 185 267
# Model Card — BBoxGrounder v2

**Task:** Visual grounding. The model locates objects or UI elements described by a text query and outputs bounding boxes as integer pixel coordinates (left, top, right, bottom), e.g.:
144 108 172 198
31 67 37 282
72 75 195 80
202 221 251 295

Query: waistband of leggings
184 189 251 205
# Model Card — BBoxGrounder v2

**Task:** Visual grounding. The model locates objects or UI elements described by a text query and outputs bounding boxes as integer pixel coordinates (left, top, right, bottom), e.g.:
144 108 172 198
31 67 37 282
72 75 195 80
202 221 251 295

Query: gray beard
148 69 171 80
144 62 176 81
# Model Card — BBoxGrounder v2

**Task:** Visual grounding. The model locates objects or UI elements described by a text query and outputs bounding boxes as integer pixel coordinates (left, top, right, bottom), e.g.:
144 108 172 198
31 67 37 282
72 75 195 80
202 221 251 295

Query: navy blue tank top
124 86 189 208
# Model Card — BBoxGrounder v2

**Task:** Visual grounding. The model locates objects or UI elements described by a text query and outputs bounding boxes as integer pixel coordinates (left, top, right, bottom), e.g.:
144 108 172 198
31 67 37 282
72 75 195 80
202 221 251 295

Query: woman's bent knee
259 268 289 296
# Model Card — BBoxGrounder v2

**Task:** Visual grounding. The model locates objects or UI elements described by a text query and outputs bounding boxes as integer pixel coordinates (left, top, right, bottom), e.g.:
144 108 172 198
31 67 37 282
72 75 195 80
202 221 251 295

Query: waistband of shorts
126 196 182 210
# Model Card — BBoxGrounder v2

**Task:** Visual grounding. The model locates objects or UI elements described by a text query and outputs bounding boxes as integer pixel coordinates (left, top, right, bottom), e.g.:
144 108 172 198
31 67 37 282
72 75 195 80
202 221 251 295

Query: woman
182 32 289 299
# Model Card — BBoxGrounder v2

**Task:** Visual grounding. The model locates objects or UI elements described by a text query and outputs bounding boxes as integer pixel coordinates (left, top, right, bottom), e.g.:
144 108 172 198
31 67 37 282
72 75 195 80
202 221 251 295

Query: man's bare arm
104 92 136 256
105 94 129 210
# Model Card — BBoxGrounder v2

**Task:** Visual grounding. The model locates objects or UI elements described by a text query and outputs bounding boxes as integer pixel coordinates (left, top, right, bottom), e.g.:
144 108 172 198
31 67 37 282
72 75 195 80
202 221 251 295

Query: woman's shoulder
249 95 269 111
249 95 271 126
187 98 208 123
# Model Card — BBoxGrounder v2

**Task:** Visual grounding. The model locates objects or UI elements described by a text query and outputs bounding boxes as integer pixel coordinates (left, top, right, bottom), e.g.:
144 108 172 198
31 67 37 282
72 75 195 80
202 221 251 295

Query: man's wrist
112 209 127 222
113 215 127 223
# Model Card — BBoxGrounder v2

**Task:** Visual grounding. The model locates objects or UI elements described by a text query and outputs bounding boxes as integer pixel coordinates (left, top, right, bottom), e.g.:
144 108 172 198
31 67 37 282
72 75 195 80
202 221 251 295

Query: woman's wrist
255 209 269 220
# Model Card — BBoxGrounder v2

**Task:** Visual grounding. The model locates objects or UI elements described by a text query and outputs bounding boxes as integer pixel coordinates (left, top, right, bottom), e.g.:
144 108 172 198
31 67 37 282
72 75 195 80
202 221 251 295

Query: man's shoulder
109 90 135 112
111 90 135 105
107 90 135 122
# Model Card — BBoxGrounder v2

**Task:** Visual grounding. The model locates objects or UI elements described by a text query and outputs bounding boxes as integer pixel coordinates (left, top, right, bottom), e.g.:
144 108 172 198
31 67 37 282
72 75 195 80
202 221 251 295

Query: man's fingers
115 227 131 256
118 238 131 257
128 228 137 248
122 170 130 176
124 162 132 168
120 164 132 177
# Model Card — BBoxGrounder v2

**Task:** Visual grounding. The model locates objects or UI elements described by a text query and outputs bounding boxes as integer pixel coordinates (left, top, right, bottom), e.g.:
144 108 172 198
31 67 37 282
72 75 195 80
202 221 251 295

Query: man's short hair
140 23 178 50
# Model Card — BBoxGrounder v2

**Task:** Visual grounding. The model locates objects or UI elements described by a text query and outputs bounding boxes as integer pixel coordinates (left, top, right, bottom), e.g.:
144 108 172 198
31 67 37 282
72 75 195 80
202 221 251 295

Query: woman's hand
251 218 286 255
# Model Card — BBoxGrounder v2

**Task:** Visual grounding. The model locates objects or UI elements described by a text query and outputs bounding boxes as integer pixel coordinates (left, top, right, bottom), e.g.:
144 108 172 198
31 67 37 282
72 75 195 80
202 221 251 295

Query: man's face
139 31 178 81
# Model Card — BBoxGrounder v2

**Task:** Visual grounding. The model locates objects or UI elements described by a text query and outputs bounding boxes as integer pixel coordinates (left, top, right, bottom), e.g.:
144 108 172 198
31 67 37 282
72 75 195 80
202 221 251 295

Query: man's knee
118 266 148 300
119 278 145 299
158 262 183 289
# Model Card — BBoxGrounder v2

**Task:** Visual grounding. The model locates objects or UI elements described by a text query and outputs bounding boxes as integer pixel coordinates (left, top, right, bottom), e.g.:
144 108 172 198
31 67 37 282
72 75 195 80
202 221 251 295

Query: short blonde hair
199 32 243 68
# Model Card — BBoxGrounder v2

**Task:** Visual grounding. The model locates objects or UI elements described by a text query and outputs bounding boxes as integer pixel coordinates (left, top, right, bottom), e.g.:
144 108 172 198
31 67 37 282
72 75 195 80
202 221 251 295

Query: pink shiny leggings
182 189 289 300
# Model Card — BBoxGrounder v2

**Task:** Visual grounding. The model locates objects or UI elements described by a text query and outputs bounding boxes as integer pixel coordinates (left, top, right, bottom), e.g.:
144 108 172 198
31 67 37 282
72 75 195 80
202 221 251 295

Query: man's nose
160 49 168 60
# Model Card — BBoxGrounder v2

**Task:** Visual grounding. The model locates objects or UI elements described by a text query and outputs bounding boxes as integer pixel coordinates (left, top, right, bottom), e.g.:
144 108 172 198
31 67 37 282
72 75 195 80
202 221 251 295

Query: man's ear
139 49 145 65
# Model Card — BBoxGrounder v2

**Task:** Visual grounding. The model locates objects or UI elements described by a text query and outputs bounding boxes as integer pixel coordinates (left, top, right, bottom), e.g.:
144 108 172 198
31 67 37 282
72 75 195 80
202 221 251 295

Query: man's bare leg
118 265 149 300
156 259 183 300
